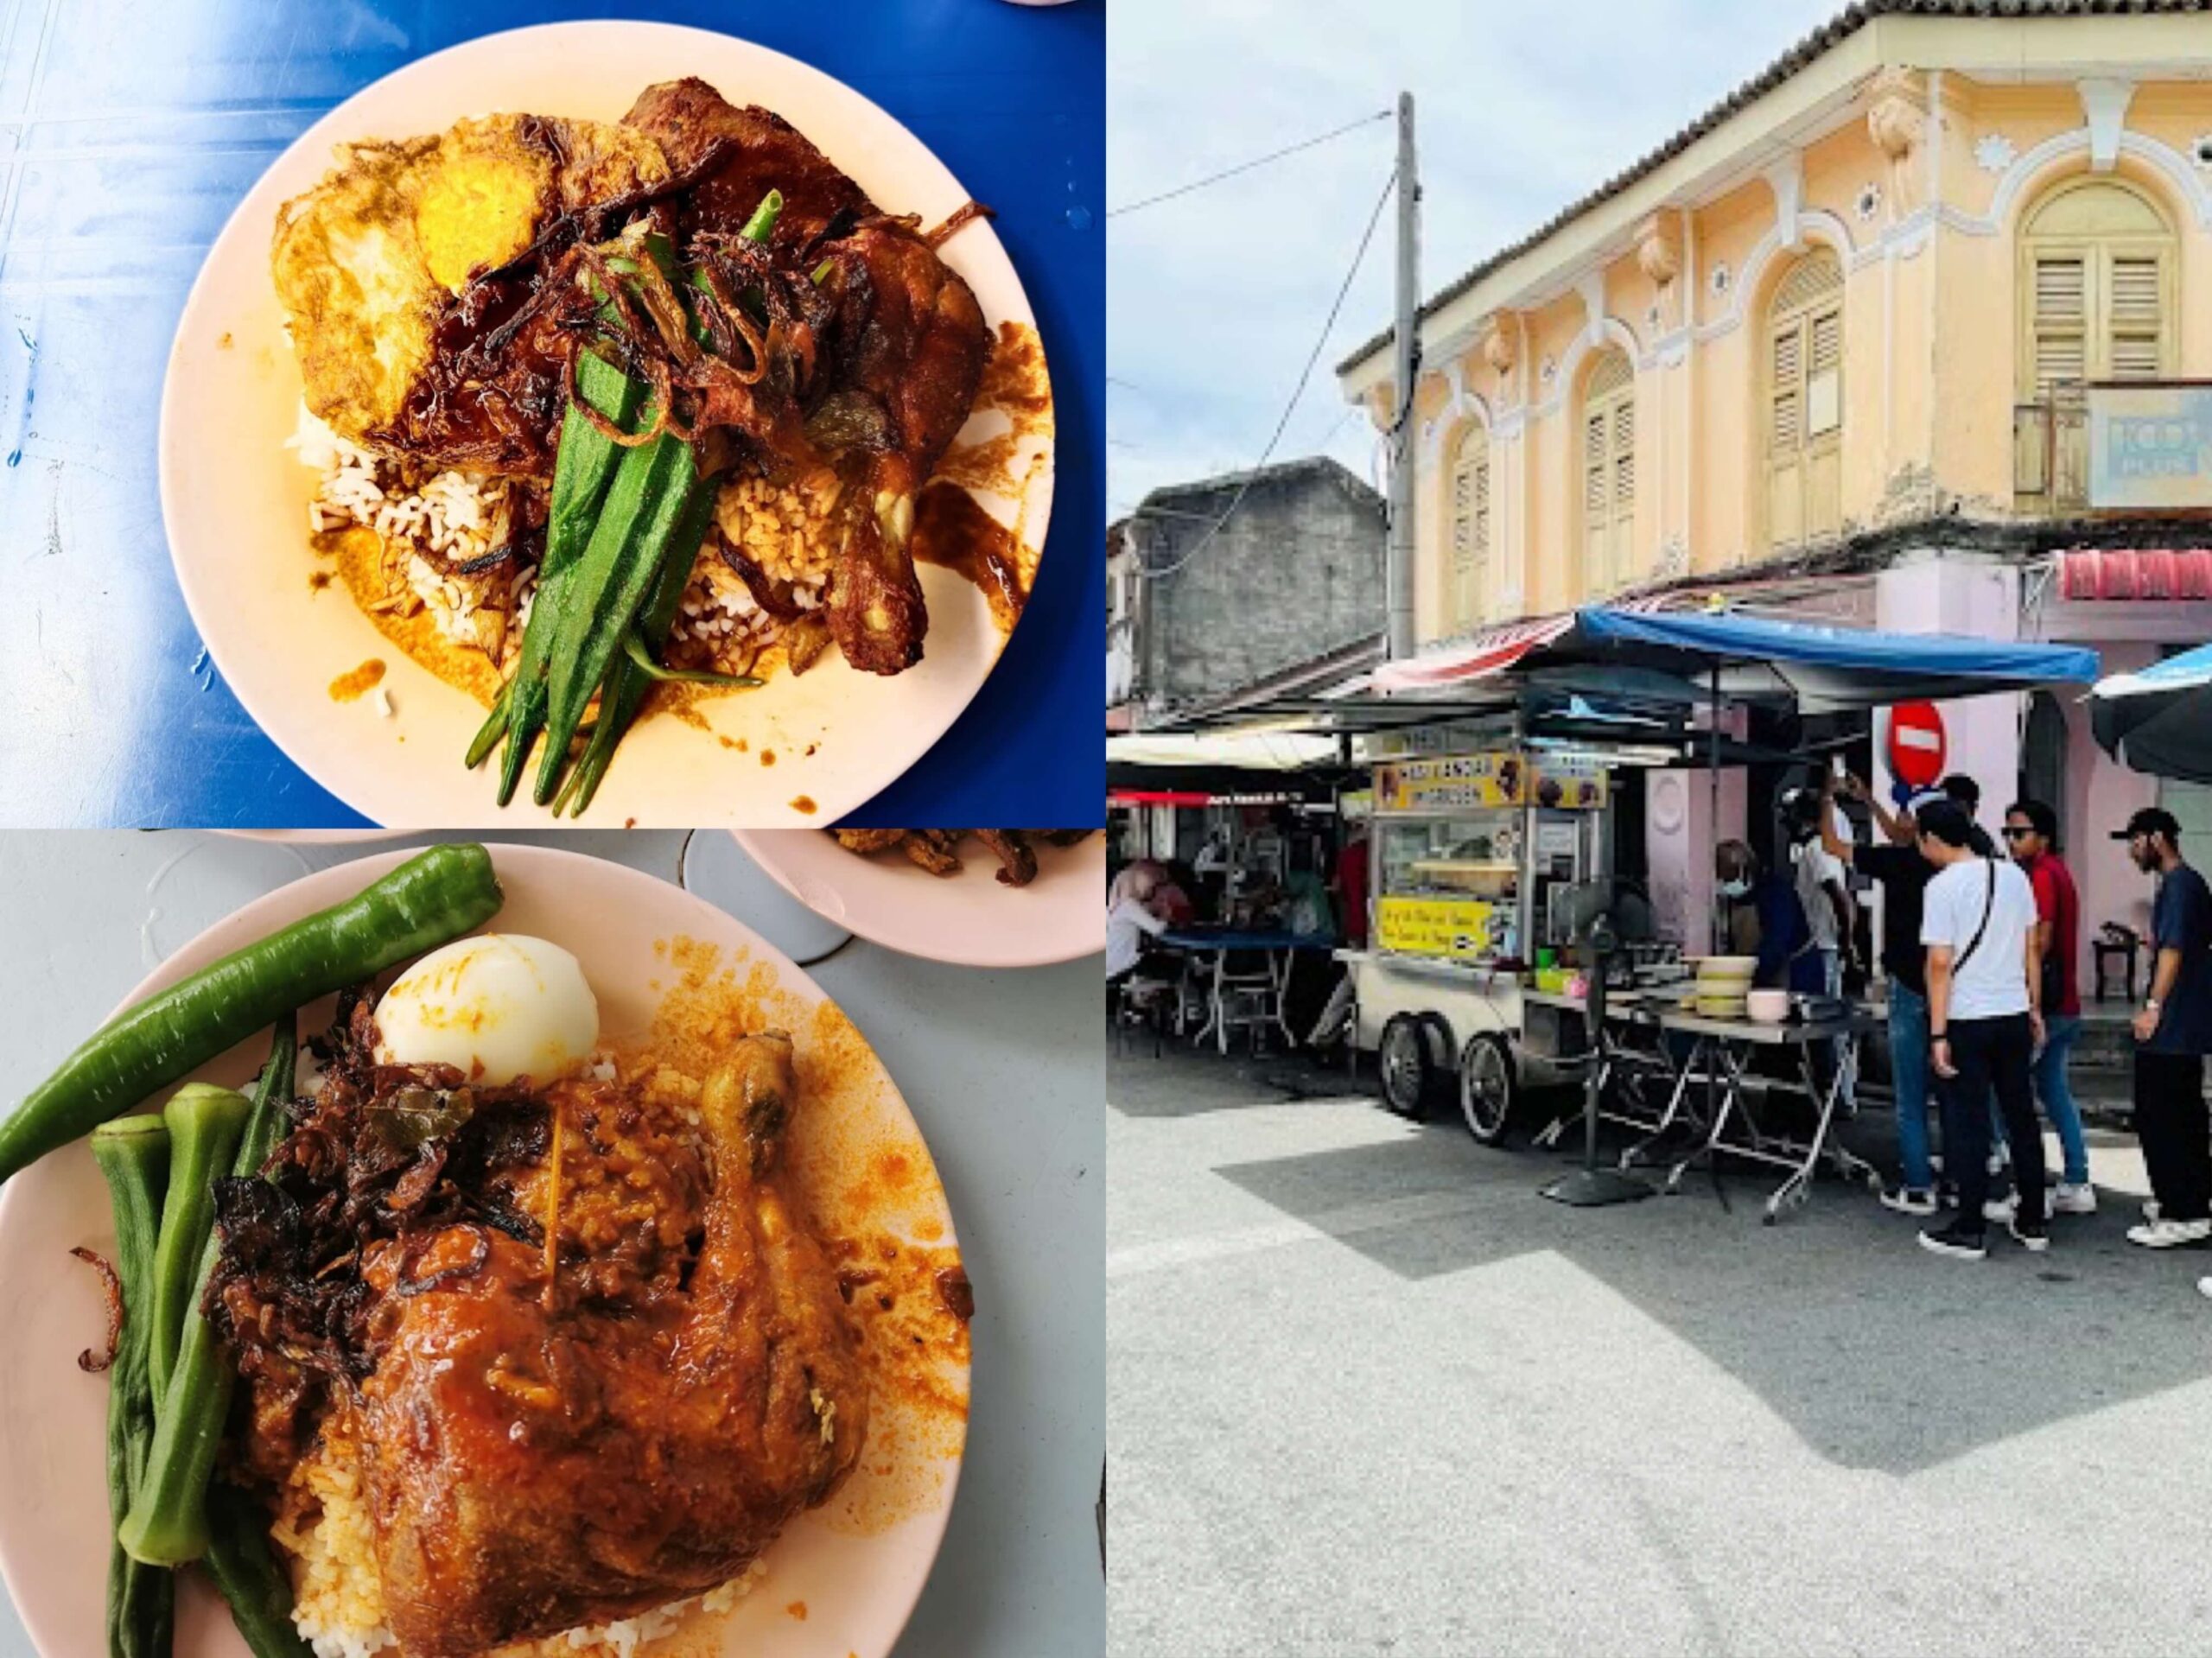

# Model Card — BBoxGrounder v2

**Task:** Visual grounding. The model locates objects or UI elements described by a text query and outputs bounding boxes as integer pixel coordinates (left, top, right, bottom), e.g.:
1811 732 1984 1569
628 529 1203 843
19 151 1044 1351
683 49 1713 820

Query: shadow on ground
1118 1045 2212 1475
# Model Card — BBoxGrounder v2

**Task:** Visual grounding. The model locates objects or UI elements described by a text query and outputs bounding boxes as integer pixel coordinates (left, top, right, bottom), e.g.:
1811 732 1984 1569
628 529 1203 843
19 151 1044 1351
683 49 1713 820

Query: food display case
1338 739 1611 1134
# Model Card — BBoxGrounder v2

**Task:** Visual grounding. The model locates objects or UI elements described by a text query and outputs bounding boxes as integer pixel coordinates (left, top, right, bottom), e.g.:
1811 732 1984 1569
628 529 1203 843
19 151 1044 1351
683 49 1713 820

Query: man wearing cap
1826 772 1942 1212
2116 807 2212 1248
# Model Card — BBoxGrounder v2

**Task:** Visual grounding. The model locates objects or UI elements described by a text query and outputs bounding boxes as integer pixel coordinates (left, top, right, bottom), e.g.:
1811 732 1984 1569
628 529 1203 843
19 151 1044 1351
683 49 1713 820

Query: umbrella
2092 642 2212 784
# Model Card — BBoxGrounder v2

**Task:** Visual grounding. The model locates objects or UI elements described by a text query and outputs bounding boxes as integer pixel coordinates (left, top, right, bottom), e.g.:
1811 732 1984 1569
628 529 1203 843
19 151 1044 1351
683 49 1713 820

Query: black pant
1940 1013 2045 1228
2134 1050 2210 1223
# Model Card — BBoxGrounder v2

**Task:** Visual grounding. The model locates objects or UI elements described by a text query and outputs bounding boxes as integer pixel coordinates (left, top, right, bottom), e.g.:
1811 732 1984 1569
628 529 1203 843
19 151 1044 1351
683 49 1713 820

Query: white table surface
0 830 1103 1658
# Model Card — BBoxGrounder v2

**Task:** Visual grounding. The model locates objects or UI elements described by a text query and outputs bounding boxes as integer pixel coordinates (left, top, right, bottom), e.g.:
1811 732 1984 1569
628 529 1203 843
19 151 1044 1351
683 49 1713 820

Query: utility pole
1386 90 1420 663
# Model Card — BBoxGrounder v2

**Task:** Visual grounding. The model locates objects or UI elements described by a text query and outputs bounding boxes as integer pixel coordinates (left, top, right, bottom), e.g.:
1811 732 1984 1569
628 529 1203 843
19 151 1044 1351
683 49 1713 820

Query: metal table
0 0 1103 829
0 830 1103 1658
1160 929 1336 1053
1645 1007 1883 1223
1522 988 1881 1223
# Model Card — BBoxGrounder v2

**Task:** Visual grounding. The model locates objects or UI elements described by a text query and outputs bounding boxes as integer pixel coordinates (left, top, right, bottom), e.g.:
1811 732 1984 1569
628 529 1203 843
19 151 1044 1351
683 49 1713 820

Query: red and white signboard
1886 701 1948 789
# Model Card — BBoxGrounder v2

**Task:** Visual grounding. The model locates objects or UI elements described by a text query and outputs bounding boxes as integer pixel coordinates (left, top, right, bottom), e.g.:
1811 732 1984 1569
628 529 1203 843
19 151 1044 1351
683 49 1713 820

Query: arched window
1580 349 1635 594
1446 424 1491 631
1765 250 1843 548
2019 177 2174 399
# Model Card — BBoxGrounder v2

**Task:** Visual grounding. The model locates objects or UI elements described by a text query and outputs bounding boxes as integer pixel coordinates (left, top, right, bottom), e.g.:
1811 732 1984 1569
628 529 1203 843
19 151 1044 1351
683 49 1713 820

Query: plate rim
0 839 967 1658
732 829 1105 968
157 17 1056 829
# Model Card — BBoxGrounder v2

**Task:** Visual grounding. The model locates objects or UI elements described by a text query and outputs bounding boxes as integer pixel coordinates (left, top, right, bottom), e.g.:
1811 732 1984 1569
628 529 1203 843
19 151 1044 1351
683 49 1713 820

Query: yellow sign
1376 895 1497 962
1376 752 1529 813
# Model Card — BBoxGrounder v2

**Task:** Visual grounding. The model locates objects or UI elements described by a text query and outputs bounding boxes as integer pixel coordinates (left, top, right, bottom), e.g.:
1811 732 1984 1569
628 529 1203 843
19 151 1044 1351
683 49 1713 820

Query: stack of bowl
1690 955 1757 1019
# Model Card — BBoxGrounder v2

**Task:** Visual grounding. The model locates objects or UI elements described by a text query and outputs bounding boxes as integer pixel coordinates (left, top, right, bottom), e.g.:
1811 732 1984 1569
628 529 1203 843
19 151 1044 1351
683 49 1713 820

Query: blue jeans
1986 1013 2091 1185
2033 1014 2089 1185
1889 981 1934 1191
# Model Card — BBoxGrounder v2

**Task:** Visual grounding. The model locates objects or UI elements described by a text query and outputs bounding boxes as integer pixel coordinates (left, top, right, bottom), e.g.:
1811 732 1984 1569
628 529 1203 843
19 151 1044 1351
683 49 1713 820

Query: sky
1106 0 1850 521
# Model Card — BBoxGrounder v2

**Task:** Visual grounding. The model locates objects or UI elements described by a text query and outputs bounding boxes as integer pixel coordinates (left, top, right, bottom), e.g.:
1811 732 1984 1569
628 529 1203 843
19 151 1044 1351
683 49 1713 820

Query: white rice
289 403 532 666
290 403 842 683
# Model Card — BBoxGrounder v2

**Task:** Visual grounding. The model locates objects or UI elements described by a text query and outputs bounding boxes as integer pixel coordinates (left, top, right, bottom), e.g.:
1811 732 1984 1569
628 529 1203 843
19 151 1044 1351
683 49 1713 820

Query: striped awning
1370 614 1575 691
2059 549 2212 602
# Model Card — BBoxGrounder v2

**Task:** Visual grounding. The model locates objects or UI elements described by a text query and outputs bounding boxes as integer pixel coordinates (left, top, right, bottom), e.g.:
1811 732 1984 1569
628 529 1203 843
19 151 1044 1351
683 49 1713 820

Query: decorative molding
1855 181 1882 224
1984 127 2212 231
2077 78 2136 174
1974 132 2017 175
1540 354 1559 388
2194 132 2212 171
1577 270 1608 350
1764 153 1804 252
1481 314 1516 375
1635 211 1682 287
1867 66 1927 213
1709 261 1732 296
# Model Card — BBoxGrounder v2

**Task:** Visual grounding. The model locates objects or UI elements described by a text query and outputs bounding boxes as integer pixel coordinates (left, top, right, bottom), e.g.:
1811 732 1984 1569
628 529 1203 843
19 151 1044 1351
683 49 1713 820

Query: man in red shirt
2004 798 2094 1213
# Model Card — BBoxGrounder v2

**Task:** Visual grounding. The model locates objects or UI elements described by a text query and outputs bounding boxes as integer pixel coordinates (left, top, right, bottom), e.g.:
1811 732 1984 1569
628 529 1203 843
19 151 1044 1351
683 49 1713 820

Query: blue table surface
0 0 1102 829
1160 929 1338 951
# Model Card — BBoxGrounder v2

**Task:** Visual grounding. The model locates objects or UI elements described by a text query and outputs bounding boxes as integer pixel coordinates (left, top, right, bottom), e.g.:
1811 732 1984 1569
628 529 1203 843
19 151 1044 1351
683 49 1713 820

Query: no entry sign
1887 701 1947 789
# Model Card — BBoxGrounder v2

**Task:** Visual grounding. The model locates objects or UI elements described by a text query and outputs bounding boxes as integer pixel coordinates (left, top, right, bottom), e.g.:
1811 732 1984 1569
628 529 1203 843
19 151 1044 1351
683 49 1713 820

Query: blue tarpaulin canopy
2092 641 2212 784
1537 607 2101 714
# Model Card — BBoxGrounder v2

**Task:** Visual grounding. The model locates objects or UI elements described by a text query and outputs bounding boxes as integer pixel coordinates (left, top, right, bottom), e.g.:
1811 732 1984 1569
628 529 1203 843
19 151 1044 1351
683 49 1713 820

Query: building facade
1107 456 1386 733
1335 0 2212 974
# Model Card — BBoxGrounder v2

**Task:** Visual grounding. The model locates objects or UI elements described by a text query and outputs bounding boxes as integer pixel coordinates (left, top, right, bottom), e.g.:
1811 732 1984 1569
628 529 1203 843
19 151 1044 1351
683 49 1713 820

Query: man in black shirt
1824 774 1943 1212
2114 807 2212 1253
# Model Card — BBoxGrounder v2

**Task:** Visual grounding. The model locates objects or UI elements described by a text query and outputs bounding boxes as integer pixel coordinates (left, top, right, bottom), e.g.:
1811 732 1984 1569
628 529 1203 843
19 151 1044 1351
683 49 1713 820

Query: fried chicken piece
831 829 908 854
900 831 963 876
973 830 1037 887
620 79 876 255
817 224 989 675
340 1043 863 1657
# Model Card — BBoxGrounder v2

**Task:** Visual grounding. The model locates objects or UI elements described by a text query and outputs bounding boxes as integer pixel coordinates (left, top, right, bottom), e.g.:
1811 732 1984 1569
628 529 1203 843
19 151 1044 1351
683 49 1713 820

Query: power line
1107 109 1391 219
1137 168 1395 583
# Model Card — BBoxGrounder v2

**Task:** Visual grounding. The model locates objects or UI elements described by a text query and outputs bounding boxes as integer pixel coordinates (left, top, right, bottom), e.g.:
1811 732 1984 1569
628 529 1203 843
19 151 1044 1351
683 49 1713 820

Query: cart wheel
1458 1035 1516 1147
1378 1014 1438 1120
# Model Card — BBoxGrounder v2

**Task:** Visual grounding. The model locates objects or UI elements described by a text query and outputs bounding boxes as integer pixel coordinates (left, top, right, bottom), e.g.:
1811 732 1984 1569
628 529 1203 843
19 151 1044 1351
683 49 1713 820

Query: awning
1370 615 1574 691
1375 605 2099 713
2092 641 2212 784
1106 727 1351 803
2060 549 2212 602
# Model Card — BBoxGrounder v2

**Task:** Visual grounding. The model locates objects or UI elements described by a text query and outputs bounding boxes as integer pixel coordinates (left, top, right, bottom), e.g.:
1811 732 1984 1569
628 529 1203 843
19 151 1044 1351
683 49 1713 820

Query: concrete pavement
1108 1045 2212 1657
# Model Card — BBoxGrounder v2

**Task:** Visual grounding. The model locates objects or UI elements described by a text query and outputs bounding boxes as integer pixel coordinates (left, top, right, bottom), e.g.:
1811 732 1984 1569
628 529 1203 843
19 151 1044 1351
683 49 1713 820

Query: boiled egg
374 934 600 1085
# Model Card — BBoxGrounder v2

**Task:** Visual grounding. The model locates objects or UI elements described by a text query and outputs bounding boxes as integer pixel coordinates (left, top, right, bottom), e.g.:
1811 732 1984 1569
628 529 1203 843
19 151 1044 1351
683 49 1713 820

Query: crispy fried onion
925 200 995 248
394 1224 494 1299
70 1247 123 1373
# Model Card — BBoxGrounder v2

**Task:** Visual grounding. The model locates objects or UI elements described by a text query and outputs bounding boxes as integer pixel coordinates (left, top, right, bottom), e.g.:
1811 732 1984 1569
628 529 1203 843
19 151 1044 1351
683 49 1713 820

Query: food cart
1339 723 1615 1137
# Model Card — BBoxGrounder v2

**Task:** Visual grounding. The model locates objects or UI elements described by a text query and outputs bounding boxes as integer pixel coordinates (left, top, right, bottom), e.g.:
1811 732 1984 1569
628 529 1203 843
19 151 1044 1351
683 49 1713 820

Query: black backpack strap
1955 858 1998 973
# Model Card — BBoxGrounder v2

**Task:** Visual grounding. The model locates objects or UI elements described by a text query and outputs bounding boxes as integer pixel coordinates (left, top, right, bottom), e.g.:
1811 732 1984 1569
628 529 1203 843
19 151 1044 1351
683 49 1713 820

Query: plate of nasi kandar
0 844 971 1658
161 22 1055 828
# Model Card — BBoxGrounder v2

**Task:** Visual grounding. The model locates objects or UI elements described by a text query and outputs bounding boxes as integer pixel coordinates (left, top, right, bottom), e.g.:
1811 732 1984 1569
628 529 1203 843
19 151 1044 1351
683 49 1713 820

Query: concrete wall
1129 461 1384 717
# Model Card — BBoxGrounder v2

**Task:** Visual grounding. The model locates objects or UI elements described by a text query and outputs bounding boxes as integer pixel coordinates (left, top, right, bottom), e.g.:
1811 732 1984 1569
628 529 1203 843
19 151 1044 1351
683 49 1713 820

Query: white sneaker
2198 1276 2212 1302
2126 1217 2212 1249
1982 1195 2018 1223
2051 1183 2098 1216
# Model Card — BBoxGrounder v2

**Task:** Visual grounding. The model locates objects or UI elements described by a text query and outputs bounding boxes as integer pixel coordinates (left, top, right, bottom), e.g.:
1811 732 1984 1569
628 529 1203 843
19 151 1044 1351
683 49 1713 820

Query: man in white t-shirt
1914 799 2050 1261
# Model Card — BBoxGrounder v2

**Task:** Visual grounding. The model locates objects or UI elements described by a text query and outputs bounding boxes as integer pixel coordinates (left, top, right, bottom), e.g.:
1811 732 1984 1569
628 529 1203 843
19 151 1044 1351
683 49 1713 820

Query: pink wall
2063 638 2159 1001
1645 765 1747 953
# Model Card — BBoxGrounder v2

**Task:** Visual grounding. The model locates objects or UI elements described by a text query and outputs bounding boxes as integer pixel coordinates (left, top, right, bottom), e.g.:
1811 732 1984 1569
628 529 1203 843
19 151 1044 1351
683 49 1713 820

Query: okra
88 1116 175 1658
124 1026 296 1569
146 1083 249 1403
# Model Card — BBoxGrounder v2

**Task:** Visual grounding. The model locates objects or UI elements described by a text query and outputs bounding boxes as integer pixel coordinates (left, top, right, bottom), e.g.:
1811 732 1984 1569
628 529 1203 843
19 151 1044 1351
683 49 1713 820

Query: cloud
1107 0 1846 518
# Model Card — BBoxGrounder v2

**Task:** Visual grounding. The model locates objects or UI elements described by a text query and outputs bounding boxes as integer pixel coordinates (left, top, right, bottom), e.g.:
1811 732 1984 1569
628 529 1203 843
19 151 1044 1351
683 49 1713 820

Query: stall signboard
1376 895 1497 962
1530 752 1608 810
2088 384 2212 509
1357 721 1508 764
1375 752 1529 813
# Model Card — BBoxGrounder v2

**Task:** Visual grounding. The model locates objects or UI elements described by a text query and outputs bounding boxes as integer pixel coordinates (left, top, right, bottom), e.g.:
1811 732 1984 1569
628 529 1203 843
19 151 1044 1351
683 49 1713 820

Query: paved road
1108 1045 2212 1657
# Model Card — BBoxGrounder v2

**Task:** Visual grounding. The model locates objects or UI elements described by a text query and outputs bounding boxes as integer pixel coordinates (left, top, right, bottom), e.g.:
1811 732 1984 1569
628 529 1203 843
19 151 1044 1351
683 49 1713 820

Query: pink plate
734 831 1103 967
0 844 964 1657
